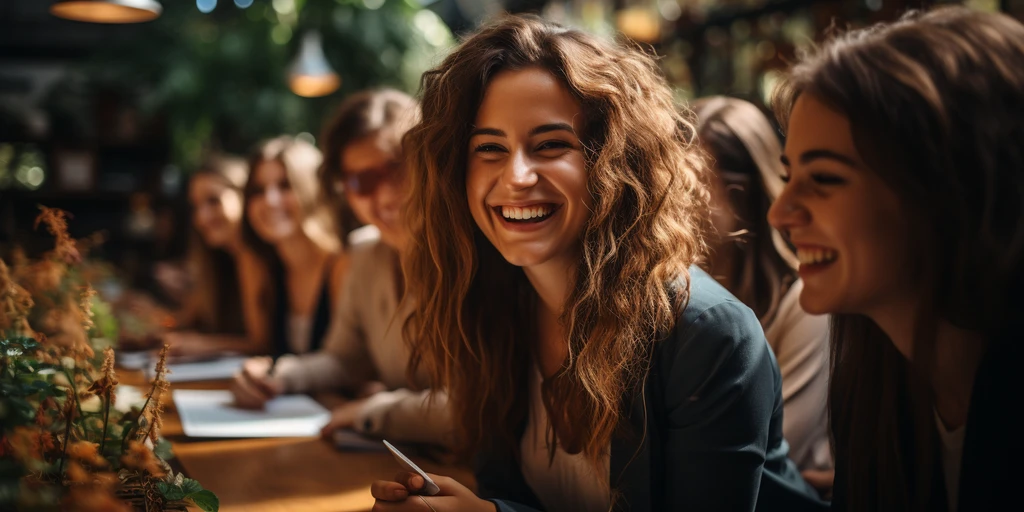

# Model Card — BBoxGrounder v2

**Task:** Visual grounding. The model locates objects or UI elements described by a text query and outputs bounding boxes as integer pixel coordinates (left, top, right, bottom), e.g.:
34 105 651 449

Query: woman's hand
319 398 368 438
230 357 285 409
370 472 496 512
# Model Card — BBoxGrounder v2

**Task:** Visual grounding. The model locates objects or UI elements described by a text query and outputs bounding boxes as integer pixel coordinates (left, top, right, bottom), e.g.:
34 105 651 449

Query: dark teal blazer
476 267 828 511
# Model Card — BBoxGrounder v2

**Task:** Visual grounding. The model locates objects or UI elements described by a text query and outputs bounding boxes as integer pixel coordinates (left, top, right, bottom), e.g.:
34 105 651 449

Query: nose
372 177 403 210
264 185 282 206
767 181 809 233
195 205 212 227
501 151 538 191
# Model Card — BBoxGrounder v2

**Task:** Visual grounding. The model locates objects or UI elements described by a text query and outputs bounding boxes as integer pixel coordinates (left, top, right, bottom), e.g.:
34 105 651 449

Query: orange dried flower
8 426 43 462
34 206 80 264
67 441 106 467
120 440 166 478
62 486 131 512
66 461 90 484
87 347 118 405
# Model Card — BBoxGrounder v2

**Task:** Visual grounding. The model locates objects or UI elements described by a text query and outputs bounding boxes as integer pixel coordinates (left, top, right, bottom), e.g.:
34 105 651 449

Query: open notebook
173 389 331 438
142 356 247 383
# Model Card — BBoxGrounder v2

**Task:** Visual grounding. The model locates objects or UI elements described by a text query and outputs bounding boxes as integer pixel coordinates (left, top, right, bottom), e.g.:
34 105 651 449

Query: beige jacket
273 237 450 445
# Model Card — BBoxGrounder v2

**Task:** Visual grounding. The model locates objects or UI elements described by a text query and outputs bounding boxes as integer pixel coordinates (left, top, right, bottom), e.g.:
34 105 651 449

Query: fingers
370 479 410 502
230 372 271 409
319 414 345 438
395 472 425 493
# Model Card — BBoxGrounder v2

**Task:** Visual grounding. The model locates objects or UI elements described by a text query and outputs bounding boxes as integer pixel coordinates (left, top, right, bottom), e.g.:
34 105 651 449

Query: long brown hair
241 136 339 319
318 88 420 243
403 14 711 467
183 154 248 334
693 96 796 327
772 7 1024 510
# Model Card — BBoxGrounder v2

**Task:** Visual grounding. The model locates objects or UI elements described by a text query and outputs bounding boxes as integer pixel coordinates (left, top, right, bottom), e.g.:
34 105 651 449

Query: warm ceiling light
616 6 661 44
50 0 162 24
288 31 341 98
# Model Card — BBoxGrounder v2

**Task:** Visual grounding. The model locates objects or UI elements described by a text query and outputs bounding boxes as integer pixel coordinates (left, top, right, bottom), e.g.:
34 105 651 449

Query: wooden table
119 370 474 512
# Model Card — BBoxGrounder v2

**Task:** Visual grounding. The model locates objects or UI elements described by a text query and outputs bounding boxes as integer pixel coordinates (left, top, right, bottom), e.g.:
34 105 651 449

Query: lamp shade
616 5 660 44
50 0 162 24
288 31 341 98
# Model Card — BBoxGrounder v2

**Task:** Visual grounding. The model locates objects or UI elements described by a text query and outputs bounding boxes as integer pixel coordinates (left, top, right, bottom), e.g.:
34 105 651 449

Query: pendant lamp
288 31 341 98
50 0 162 24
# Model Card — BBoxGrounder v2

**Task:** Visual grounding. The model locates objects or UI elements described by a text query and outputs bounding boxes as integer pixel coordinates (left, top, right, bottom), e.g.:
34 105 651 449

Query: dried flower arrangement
1 207 218 511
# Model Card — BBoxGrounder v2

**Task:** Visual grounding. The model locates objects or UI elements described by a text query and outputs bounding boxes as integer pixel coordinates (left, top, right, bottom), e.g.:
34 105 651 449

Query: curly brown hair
402 14 712 468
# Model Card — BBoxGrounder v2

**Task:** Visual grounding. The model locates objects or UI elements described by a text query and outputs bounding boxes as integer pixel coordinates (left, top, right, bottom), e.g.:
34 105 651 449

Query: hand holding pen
230 356 285 409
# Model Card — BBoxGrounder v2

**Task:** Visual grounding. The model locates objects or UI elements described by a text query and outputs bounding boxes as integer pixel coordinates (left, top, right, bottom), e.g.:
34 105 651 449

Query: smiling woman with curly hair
370 15 824 512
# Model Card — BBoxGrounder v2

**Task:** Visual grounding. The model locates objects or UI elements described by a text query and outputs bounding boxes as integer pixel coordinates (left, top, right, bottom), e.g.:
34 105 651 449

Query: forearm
273 351 351 393
354 389 452 446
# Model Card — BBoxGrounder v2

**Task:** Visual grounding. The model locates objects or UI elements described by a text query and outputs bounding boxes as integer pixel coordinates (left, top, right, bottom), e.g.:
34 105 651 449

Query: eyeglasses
333 161 405 197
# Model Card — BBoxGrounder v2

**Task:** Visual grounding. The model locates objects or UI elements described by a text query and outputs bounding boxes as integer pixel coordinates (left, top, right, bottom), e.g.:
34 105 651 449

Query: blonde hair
242 135 339 254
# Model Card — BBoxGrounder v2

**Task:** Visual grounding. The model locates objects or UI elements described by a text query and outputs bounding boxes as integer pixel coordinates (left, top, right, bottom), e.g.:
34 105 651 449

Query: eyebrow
468 122 577 139
780 149 859 167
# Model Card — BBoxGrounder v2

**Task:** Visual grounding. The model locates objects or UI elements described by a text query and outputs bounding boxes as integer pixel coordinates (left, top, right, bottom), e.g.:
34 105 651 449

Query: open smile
491 203 562 231
794 245 839 277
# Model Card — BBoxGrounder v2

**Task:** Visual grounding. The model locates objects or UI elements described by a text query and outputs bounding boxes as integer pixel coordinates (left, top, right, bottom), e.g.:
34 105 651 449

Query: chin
798 290 838 316
495 250 551 268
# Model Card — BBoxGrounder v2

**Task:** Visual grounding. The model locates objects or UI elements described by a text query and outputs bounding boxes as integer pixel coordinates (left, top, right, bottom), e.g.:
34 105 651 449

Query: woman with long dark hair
695 97 831 474
768 7 1024 510
164 155 265 357
371 15 823 512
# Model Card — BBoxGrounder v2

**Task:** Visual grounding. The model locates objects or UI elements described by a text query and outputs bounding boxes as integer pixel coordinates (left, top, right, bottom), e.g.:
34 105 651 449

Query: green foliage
1 209 213 510
158 475 219 512
83 0 452 169
88 294 119 342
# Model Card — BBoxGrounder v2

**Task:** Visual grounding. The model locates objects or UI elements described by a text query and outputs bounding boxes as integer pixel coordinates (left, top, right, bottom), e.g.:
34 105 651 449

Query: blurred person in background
160 154 267 358
694 97 832 477
231 90 451 447
241 136 347 358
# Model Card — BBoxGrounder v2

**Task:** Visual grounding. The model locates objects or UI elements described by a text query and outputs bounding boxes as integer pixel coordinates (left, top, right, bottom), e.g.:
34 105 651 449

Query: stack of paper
146 356 247 382
173 389 331 438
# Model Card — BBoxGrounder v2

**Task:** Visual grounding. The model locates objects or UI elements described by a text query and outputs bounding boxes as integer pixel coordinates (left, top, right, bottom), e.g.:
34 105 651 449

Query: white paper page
117 351 152 371
147 356 247 382
173 389 331 438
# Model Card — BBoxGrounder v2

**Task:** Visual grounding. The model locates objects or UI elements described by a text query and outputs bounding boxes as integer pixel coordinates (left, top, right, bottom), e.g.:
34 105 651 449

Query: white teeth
796 248 838 265
501 205 553 221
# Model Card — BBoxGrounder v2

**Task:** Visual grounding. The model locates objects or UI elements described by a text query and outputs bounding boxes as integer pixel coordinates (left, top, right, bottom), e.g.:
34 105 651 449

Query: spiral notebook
173 389 331 438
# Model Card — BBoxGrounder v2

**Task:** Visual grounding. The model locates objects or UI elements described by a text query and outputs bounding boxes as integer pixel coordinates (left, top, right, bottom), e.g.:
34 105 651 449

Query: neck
224 229 246 259
523 258 575 321
869 301 987 430
275 233 322 270
525 258 576 379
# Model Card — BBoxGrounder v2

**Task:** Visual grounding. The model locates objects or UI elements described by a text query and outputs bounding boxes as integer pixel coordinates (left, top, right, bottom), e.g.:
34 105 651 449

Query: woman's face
246 159 303 245
189 174 243 249
768 93 915 316
466 67 592 271
339 133 407 249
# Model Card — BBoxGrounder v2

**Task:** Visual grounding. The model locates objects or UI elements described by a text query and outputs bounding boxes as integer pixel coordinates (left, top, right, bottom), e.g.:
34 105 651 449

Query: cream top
763 279 832 471
520 364 611 512
935 410 966 512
